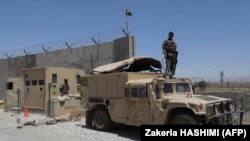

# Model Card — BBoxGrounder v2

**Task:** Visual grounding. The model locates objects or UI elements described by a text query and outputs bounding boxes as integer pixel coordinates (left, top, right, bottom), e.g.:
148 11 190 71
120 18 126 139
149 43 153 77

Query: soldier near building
60 79 70 96
162 32 178 77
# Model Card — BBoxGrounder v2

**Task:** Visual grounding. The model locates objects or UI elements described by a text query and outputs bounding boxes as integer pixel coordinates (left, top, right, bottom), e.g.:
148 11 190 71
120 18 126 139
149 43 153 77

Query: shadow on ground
79 123 140 141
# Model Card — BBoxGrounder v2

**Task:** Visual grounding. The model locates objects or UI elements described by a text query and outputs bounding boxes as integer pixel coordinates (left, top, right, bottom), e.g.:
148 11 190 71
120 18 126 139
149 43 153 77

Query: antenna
161 58 165 72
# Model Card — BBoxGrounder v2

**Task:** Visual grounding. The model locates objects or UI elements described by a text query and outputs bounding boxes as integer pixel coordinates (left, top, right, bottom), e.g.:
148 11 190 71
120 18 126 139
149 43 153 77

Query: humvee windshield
157 82 191 94
175 83 191 93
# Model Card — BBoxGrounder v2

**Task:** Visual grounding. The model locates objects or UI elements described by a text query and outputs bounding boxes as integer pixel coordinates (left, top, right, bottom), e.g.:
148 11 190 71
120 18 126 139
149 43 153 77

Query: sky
0 0 249 79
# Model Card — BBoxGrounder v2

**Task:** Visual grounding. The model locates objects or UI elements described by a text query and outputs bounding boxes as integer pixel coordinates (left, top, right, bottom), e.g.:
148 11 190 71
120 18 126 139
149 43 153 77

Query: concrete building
0 36 136 100
22 66 85 111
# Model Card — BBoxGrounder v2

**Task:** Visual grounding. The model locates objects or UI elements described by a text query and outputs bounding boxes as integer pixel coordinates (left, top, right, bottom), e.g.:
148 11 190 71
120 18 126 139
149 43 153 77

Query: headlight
198 103 203 110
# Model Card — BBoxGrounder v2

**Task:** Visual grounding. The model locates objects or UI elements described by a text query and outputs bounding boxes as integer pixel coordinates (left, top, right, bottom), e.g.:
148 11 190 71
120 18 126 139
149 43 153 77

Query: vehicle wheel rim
94 111 106 129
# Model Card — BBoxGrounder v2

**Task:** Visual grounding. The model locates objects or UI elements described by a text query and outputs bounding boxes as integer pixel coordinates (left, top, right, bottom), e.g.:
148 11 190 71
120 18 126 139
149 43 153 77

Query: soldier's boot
163 69 168 77
172 65 176 76
164 69 168 76
162 70 166 78
167 68 171 75
170 65 176 76
169 71 173 78
173 57 177 76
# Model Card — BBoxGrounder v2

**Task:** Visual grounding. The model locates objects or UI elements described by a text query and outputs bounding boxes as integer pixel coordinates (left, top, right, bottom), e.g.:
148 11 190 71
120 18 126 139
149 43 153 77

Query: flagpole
125 9 129 33
125 8 132 35
126 14 129 33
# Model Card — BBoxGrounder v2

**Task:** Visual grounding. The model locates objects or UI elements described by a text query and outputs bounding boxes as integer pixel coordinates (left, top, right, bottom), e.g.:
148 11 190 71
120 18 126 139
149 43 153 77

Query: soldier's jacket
162 39 177 55
60 83 70 94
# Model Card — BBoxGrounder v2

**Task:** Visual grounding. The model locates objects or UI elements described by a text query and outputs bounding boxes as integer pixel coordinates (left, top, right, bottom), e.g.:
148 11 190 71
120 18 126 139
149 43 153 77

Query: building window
6 82 13 90
39 80 44 86
52 74 57 83
76 75 81 84
26 80 31 86
32 80 37 86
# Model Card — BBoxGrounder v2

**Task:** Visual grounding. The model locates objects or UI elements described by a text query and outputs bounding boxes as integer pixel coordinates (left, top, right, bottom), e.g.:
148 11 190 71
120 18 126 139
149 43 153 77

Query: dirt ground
0 91 249 141
243 111 250 124
0 109 249 141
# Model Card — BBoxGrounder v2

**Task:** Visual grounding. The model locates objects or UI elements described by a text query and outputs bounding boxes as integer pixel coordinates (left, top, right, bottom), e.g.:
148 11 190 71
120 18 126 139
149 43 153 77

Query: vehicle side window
155 84 158 93
131 88 138 97
163 83 173 93
125 88 130 97
139 87 148 98
125 86 148 98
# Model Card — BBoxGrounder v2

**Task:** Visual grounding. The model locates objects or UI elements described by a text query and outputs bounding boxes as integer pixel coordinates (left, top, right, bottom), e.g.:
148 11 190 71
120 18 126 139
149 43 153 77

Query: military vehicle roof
92 56 162 74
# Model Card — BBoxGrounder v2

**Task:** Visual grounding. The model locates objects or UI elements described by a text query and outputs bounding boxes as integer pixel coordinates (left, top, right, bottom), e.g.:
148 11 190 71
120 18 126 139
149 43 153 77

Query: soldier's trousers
166 57 176 75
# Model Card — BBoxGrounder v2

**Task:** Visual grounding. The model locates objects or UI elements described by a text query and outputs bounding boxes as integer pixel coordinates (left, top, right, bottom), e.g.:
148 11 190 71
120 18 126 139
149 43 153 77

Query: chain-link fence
0 27 126 59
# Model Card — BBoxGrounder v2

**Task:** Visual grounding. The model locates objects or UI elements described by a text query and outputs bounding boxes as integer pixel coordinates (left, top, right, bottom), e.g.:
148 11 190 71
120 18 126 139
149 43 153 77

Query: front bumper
205 98 244 125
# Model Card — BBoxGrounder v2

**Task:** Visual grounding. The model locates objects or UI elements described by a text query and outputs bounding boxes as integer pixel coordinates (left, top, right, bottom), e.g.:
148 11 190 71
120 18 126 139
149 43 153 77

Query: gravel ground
0 109 140 141
0 108 249 141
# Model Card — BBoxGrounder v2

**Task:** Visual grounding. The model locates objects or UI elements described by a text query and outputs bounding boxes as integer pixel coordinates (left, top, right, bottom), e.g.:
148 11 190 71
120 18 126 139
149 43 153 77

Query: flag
126 9 132 16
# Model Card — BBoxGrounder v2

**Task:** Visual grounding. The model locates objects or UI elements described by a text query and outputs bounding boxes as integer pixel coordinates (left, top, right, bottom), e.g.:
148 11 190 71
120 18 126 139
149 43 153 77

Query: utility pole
220 71 224 87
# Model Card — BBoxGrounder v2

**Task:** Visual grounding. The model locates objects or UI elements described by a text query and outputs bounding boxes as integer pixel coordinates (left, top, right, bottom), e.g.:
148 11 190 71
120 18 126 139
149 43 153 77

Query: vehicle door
125 85 151 122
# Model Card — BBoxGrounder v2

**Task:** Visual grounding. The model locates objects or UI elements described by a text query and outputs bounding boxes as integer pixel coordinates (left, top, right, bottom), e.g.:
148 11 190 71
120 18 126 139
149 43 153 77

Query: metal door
23 69 45 110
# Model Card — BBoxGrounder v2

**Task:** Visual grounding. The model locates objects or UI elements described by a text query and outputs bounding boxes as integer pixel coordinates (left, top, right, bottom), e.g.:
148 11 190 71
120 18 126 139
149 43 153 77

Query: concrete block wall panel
25 54 36 68
113 36 136 62
0 59 7 99
35 52 47 67
0 36 136 99
92 42 114 69
68 47 85 69
129 36 136 57
7 57 25 77
82 45 94 73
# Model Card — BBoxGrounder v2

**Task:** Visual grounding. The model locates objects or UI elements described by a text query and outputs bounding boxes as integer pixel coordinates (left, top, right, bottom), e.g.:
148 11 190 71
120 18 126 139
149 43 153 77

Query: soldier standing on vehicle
162 32 178 77
60 79 70 96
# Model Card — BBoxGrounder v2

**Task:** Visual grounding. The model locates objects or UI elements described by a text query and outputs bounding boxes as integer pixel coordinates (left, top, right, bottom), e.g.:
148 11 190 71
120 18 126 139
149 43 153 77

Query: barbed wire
0 27 126 59
1 27 249 88
190 76 250 88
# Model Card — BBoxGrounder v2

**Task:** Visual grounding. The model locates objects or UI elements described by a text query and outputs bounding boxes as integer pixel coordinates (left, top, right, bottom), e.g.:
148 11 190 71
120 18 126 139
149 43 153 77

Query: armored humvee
80 56 244 131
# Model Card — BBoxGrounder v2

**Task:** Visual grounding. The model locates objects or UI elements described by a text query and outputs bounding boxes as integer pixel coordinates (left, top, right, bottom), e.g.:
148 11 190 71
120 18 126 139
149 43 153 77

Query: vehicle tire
85 111 93 127
170 113 198 124
93 107 113 131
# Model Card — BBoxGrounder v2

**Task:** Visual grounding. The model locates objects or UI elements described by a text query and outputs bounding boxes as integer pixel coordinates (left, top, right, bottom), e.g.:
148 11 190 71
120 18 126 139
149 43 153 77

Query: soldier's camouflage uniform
60 80 70 96
162 38 178 77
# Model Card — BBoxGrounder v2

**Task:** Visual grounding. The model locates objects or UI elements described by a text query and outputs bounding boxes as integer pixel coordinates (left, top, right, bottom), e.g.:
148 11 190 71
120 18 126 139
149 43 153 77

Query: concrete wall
0 36 136 99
